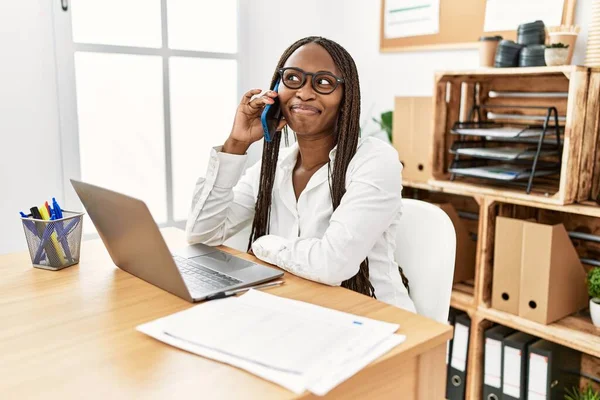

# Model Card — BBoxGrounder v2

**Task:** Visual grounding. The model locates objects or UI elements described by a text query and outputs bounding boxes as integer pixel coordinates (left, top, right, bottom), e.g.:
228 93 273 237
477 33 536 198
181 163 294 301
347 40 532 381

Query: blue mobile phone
260 80 282 143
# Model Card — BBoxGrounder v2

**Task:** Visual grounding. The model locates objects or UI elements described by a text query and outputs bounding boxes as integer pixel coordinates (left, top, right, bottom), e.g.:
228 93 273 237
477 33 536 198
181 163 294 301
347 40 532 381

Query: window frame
52 0 241 233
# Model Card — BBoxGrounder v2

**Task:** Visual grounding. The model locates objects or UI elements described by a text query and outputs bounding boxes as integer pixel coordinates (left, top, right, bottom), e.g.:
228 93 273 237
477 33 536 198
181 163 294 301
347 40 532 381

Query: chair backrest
394 199 456 323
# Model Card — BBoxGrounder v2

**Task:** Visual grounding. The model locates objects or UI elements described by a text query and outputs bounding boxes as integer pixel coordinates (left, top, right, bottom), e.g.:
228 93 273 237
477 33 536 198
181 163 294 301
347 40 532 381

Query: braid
314 39 375 297
248 37 408 299
247 38 312 248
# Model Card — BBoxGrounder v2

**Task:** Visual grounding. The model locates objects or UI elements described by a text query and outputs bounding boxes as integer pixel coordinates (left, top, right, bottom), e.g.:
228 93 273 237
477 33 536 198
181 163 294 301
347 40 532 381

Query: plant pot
545 48 569 66
591 298 600 327
548 32 577 64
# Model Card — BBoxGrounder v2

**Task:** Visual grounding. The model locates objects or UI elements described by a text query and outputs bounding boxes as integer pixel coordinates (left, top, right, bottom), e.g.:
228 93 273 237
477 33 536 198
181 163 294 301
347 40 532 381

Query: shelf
427 178 567 205
451 283 475 313
403 179 600 217
436 65 585 79
477 306 600 358
410 178 562 204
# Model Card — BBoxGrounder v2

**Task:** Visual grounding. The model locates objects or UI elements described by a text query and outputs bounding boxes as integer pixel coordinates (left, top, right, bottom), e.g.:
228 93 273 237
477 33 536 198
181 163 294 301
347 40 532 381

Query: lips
290 104 321 115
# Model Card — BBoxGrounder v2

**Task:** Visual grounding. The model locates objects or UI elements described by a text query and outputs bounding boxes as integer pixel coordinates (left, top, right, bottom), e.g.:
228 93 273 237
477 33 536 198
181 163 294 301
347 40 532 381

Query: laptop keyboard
173 255 242 292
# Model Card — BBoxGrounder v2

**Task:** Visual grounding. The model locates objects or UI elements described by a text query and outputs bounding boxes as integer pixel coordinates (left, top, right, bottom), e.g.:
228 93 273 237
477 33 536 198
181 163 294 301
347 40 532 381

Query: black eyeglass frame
277 67 344 95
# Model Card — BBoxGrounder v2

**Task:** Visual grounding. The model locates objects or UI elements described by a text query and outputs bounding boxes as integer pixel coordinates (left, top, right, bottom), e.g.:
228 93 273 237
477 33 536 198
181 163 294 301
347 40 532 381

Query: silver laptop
71 179 283 302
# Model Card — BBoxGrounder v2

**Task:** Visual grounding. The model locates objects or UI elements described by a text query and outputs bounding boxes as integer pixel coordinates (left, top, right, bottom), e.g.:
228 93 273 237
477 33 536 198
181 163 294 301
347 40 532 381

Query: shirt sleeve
185 146 260 246
251 144 403 286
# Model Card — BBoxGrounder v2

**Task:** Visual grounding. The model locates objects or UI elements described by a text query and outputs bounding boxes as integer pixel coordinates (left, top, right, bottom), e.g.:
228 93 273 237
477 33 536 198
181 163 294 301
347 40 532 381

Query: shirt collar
278 142 338 171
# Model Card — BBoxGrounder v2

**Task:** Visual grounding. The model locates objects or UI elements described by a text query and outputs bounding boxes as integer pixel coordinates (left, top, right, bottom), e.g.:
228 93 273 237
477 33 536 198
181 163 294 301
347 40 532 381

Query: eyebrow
285 67 340 75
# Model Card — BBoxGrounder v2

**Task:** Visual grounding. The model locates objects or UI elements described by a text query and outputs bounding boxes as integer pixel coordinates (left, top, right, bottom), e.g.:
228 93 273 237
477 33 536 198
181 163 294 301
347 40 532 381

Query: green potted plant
372 110 393 143
545 42 570 66
565 385 600 400
587 267 600 327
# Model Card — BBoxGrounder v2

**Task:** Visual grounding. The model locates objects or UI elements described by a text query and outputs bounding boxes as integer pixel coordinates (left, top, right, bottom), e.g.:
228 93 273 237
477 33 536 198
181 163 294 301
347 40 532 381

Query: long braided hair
247 36 375 297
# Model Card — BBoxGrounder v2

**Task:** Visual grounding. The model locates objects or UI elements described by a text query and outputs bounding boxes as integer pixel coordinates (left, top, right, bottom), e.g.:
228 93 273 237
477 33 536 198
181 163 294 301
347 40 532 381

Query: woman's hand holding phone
224 88 286 155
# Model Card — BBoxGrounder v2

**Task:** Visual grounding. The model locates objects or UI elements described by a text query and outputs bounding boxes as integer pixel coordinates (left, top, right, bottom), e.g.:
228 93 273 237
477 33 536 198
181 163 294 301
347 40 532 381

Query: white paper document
453 147 556 161
452 126 546 139
484 0 563 32
384 0 440 38
449 164 558 181
136 290 406 396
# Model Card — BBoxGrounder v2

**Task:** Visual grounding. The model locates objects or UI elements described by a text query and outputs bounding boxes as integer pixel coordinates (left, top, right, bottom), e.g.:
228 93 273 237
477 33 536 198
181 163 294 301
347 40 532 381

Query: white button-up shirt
186 137 416 312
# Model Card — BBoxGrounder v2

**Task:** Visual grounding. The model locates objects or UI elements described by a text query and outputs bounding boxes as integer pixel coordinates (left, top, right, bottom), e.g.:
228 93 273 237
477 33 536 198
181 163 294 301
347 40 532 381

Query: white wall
0 1 63 254
0 0 593 255
239 0 592 161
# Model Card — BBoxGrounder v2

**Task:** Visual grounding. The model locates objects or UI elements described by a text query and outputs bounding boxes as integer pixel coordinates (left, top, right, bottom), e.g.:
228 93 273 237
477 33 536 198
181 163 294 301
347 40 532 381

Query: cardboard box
492 217 588 324
519 222 588 324
492 217 525 315
392 97 433 183
434 203 476 283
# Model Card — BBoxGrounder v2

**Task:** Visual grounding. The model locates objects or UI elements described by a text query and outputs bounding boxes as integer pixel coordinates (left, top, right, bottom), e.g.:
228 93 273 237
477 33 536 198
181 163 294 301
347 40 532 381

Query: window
55 0 238 232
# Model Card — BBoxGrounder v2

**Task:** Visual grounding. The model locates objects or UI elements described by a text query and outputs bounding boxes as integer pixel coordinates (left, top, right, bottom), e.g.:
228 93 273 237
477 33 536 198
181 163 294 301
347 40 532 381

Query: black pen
30 207 43 219
205 280 284 301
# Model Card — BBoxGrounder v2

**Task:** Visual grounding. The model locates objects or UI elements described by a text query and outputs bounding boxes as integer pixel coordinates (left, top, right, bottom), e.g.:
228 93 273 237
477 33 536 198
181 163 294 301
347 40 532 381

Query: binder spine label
484 338 502 388
502 347 522 398
527 353 548 400
450 323 469 372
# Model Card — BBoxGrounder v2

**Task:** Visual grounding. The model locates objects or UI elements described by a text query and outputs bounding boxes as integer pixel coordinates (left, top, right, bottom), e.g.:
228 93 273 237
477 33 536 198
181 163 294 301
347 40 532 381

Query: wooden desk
0 228 452 399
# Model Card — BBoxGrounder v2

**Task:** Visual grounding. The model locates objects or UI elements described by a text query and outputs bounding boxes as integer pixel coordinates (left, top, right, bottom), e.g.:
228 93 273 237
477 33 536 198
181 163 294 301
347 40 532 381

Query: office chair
394 199 456 323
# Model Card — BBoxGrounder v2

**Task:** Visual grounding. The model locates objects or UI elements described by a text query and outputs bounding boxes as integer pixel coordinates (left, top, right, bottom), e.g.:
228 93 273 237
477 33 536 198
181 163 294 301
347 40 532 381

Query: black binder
502 332 538 400
483 325 515 400
526 339 581 399
446 308 462 399
447 312 471 400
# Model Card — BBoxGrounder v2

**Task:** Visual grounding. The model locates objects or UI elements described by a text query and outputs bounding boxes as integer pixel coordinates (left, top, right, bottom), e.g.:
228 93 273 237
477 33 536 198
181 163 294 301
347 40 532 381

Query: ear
276 117 287 131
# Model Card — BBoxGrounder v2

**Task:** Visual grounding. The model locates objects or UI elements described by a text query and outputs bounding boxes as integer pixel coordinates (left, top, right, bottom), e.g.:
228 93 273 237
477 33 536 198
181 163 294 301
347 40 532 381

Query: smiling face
278 43 344 138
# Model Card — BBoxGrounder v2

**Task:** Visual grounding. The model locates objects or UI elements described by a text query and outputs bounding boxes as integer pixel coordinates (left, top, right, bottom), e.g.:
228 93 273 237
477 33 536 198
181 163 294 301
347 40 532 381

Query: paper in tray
451 126 549 139
449 164 559 181
452 147 558 161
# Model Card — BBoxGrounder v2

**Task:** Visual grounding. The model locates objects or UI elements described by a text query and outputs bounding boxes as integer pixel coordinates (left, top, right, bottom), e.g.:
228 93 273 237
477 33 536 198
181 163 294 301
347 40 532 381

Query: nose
295 77 317 101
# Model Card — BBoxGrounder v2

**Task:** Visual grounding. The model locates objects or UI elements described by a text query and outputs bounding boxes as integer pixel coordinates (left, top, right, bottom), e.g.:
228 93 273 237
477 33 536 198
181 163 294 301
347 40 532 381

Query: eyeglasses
278 67 344 95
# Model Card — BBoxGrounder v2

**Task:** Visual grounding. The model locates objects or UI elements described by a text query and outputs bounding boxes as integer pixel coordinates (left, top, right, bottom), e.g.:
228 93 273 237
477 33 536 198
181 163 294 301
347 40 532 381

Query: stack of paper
452 147 557 161
452 126 548 138
137 290 406 396
449 164 558 181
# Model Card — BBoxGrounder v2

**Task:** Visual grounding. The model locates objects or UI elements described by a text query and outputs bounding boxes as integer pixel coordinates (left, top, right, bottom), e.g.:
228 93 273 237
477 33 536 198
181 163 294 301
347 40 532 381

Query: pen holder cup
21 211 85 271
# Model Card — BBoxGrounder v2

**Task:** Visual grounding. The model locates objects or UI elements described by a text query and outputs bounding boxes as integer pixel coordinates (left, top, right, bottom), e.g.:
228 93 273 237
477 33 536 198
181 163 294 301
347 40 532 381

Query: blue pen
52 198 63 219
33 224 57 264
20 212 39 236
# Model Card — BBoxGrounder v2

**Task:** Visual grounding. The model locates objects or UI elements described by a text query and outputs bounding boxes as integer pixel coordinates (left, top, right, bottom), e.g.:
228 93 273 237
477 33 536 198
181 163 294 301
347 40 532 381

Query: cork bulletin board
380 0 577 52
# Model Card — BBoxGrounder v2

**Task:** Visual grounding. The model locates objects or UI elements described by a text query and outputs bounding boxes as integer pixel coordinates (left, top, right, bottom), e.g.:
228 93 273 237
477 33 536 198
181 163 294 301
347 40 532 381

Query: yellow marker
39 204 66 265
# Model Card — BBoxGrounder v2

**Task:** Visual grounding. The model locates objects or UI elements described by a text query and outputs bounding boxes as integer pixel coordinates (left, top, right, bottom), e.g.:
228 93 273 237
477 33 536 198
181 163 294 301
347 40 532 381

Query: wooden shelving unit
395 66 600 399
478 306 600 358
405 178 600 217
431 65 600 205
451 282 476 314
404 179 600 399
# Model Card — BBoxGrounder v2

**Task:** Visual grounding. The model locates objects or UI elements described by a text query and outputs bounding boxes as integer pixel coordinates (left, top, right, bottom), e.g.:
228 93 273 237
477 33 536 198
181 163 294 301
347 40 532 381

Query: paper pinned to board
384 0 440 39
483 0 563 32
136 290 406 396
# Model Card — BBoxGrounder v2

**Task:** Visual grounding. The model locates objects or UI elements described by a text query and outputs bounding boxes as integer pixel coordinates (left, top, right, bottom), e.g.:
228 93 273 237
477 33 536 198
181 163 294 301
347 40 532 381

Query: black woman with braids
186 36 415 311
